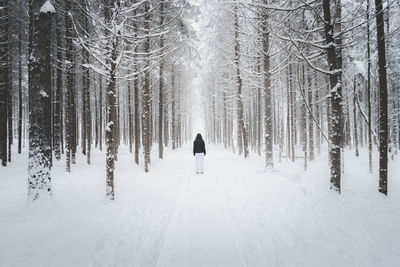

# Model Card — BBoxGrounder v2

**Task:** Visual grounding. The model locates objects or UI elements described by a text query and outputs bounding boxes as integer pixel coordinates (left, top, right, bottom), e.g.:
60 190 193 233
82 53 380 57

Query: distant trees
0 0 398 199
199 0 397 194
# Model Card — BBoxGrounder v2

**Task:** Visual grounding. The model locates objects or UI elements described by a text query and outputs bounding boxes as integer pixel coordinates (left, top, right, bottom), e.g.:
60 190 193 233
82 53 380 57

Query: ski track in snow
0 144 400 267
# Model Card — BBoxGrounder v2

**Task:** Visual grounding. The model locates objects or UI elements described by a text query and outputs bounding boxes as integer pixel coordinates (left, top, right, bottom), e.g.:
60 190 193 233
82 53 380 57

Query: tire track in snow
154 173 188 266
211 170 248 267
155 150 246 267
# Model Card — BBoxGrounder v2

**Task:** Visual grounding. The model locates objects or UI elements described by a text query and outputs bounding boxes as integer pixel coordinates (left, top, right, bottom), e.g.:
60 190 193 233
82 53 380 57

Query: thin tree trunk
234 2 248 158
307 69 314 161
99 75 103 151
353 77 359 156
263 10 273 167
65 0 73 172
143 2 151 172
158 1 164 159
18 29 23 154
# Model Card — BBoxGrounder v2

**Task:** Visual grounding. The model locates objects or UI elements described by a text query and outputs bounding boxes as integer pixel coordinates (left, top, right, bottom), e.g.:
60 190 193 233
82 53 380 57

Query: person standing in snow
193 133 206 174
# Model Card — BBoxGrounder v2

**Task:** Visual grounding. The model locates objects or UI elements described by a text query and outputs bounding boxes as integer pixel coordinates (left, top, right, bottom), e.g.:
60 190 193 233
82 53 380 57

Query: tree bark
28 0 55 200
234 2 248 158
263 9 273 167
323 0 343 193
375 0 388 195
0 0 9 166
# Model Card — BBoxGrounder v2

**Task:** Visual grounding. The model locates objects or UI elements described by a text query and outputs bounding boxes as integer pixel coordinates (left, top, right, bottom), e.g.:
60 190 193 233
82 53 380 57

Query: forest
0 0 399 266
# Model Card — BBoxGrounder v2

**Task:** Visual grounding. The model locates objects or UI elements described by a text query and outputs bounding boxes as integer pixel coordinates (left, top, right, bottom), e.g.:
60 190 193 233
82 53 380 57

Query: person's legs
195 153 201 173
200 153 204 173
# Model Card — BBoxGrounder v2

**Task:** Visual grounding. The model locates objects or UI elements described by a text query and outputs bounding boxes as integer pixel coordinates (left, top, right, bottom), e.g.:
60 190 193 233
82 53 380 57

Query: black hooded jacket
193 134 206 156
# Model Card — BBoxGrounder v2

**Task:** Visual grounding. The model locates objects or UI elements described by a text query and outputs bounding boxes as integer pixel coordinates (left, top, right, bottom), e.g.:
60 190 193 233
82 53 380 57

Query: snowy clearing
0 145 399 267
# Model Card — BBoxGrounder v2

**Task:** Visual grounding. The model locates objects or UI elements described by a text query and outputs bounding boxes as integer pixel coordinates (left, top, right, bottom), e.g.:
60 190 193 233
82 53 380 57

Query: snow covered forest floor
1 145 399 267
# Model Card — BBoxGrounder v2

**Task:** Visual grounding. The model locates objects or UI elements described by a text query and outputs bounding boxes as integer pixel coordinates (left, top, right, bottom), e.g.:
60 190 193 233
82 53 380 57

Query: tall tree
143 1 151 172
375 0 388 195
323 0 343 193
28 0 55 201
234 2 248 158
0 0 9 166
262 3 273 168
158 0 165 159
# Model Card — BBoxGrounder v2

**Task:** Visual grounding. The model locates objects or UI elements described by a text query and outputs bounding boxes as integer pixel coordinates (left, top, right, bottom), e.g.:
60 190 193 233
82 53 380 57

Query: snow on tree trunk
234 2 248 158
375 0 389 195
28 0 55 201
158 1 164 159
263 8 273 168
323 0 343 193
143 1 151 172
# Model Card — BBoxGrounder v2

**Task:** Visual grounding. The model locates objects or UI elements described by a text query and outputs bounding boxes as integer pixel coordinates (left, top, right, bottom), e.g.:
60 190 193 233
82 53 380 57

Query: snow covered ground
0 144 399 267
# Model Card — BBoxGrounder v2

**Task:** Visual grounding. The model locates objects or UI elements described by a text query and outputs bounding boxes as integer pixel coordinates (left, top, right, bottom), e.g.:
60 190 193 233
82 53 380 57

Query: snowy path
155 155 246 267
1 145 400 266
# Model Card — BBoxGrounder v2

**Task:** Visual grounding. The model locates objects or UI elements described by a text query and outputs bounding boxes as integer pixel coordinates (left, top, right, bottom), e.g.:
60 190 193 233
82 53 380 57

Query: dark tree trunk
307 69 314 161
323 0 343 193
171 68 176 150
65 0 74 172
18 29 22 154
143 2 151 172
99 75 103 151
0 0 9 166
53 13 63 160
128 80 133 153
263 8 273 167
134 68 140 164
158 0 164 159
234 3 248 158
28 0 55 200
85 51 91 165
375 0 388 195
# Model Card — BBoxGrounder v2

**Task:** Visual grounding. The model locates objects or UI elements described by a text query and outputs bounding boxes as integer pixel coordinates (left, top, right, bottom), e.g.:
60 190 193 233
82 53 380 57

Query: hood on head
196 133 203 141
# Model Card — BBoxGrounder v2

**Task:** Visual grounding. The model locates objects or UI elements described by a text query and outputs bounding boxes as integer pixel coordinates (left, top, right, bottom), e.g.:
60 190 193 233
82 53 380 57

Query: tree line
0 0 398 200
0 0 196 200
198 0 399 195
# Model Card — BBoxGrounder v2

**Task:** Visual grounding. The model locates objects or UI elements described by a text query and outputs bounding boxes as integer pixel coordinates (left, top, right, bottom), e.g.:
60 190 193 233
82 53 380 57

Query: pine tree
0 0 9 166
28 0 55 201
375 0 388 195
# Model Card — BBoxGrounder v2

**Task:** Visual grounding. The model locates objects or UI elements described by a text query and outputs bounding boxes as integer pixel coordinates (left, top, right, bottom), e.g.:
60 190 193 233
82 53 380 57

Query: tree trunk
171 69 176 150
234 2 248 158
99 75 103 151
18 29 23 154
53 14 63 160
0 0 9 166
307 69 314 161
143 2 151 172
263 10 273 167
65 0 74 172
323 0 343 193
28 0 55 200
375 0 388 195
353 77 359 156
158 1 164 159
302 65 308 171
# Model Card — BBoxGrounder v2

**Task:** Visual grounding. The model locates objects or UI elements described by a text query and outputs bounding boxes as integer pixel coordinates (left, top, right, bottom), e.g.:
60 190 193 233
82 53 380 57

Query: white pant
195 153 204 173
